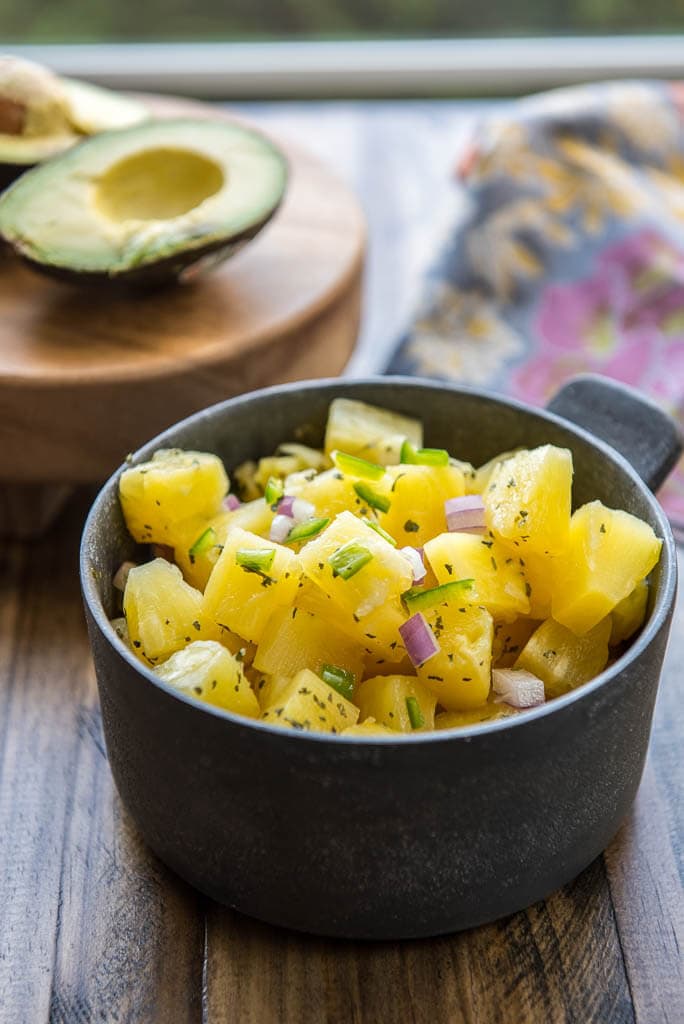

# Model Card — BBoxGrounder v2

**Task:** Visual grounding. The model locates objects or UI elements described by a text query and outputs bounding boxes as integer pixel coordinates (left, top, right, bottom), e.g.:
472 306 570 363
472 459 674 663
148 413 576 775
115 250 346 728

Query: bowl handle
546 374 683 492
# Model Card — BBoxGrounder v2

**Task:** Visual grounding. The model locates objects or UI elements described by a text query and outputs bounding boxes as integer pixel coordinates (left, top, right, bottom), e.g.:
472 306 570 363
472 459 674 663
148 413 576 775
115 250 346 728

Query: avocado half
0 117 288 285
0 56 148 188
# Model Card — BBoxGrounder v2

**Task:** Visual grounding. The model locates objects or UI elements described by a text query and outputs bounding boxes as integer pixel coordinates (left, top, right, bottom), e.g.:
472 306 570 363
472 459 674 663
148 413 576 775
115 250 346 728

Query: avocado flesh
0 62 148 185
0 118 288 284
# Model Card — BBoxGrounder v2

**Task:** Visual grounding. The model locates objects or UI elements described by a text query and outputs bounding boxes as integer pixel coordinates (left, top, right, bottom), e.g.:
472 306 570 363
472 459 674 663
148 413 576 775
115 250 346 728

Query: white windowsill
5 36 684 97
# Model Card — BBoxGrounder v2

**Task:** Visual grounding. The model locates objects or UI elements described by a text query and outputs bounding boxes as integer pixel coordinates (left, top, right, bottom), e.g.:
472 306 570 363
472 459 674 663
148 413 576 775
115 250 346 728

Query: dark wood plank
205 854 633 1024
603 549 684 1024
0 497 205 1024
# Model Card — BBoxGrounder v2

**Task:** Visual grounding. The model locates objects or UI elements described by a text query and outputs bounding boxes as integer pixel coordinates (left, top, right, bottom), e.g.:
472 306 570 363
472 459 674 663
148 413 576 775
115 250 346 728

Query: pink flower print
511 229 684 528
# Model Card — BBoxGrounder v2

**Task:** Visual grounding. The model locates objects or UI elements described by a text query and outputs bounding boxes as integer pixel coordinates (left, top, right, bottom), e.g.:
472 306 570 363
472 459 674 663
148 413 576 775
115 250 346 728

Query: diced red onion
399 612 440 668
277 495 296 517
291 497 315 523
223 494 241 511
445 495 486 533
276 496 314 523
151 543 174 561
492 668 545 708
269 513 293 543
112 560 137 591
400 546 427 584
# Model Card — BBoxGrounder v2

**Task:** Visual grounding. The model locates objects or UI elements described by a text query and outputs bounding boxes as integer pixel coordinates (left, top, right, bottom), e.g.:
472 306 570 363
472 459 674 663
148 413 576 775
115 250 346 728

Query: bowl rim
80 375 678 746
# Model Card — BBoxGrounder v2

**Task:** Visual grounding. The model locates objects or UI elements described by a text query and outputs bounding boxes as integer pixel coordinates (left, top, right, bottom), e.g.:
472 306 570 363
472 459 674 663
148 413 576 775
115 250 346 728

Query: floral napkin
388 81 684 536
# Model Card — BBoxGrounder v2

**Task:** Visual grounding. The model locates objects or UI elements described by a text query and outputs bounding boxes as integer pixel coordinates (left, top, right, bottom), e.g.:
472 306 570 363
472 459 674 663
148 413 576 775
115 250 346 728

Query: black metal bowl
80 375 681 939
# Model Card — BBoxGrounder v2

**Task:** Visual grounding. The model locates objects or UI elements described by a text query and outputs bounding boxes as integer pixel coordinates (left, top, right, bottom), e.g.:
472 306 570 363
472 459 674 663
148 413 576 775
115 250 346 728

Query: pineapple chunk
378 464 466 547
519 550 554 620
356 675 436 732
202 528 301 644
415 603 494 711
253 605 364 682
469 449 520 495
298 510 413 620
485 445 573 557
287 468 359 522
254 445 329 491
172 499 275 591
342 718 396 737
123 558 222 665
551 501 662 635
261 668 359 733
435 704 517 729
492 617 541 667
119 449 228 544
424 532 530 621
110 616 131 649
153 641 259 718
295 579 408 665
515 616 611 698
324 398 423 464
610 579 649 645
171 511 232 591
253 673 291 710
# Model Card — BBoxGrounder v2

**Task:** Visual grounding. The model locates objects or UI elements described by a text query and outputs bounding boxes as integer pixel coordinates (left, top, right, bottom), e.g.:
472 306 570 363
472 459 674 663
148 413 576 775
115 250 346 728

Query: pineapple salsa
112 398 662 735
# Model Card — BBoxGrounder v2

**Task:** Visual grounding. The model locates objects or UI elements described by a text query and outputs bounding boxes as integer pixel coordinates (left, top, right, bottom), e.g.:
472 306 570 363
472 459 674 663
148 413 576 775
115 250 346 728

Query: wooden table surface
1 101 682 1024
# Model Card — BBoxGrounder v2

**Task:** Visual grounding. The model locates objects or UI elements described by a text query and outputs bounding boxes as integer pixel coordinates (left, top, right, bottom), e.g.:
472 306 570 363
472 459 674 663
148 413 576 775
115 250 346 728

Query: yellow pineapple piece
153 640 259 718
171 511 232 591
342 718 396 737
298 510 413 620
469 449 521 495
518 550 554 619
254 444 329 491
123 558 222 665
435 703 517 729
515 616 611 698
492 617 541 667
253 673 291 710
119 449 228 544
355 675 436 732
610 579 649 646
378 464 466 547
424 532 530 621
172 499 275 591
551 501 662 635
202 527 302 644
295 578 408 665
363 647 414 677
324 398 423 464
253 605 364 682
261 668 359 733
485 445 573 557
287 468 359 522
415 602 494 711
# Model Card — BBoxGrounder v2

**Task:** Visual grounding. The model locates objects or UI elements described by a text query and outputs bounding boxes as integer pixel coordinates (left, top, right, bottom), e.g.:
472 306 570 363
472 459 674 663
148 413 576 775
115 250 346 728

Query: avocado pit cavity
94 147 224 223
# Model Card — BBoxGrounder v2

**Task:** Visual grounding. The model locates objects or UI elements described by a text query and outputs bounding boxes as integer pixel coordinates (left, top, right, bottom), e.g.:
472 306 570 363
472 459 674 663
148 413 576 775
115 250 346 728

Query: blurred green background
2 0 684 42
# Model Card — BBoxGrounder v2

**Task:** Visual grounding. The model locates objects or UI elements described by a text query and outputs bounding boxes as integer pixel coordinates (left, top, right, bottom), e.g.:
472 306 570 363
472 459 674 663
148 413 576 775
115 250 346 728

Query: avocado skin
0 161 33 191
6 202 283 288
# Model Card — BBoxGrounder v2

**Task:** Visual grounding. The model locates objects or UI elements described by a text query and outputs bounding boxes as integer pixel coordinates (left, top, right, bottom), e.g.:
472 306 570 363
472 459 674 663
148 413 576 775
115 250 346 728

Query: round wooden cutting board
0 95 365 535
